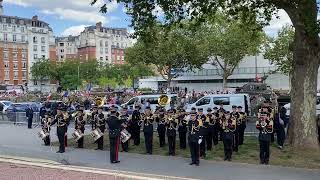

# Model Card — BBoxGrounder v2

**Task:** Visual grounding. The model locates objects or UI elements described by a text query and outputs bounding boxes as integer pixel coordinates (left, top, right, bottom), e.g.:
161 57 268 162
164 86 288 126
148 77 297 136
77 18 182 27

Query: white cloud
61 25 88 36
5 0 119 24
263 9 292 37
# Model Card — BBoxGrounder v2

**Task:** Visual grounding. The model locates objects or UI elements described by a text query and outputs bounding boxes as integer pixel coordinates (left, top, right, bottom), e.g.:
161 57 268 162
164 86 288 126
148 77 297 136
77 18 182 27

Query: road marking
0 155 198 180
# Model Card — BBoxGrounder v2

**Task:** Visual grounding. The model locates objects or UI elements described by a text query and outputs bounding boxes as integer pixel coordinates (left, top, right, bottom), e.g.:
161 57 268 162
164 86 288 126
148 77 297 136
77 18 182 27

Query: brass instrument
158 95 170 106
95 97 105 107
191 119 202 135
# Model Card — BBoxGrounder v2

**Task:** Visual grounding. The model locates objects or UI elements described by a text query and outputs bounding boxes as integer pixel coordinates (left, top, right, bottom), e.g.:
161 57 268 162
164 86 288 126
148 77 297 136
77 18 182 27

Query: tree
125 26 207 92
30 59 55 89
264 25 294 75
200 13 265 88
92 0 320 150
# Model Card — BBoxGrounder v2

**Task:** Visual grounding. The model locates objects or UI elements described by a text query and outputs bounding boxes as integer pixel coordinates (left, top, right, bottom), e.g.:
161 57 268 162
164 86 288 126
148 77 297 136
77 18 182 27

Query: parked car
0 100 12 113
185 94 251 114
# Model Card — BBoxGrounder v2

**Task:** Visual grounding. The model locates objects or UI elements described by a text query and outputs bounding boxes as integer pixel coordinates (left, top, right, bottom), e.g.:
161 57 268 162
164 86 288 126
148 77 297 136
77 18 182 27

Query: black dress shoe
56 151 61 153
112 161 120 163
195 163 199 166
189 162 195 165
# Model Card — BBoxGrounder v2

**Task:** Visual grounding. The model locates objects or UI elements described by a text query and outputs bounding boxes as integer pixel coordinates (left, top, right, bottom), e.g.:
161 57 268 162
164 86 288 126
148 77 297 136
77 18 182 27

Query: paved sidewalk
0 124 319 180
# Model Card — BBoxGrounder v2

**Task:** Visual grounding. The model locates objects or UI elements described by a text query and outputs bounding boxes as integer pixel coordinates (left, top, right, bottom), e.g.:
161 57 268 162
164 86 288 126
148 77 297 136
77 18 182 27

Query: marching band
38 96 280 166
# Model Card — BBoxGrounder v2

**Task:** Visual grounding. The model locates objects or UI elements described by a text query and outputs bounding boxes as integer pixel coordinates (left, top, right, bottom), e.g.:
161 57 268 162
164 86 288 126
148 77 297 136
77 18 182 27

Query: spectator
26 105 34 129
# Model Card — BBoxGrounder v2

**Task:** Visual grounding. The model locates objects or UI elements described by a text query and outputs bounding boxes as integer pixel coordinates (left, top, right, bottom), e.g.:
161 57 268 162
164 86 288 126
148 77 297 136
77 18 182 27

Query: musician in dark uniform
166 109 178 156
91 106 98 129
256 105 273 165
212 107 220 145
197 108 207 158
94 107 106 150
41 112 52 146
131 106 141 145
141 106 154 154
155 108 166 147
106 108 122 163
51 106 69 153
218 104 226 141
205 108 216 151
188 112 201 166
178 108 188 149
75 106 86 148
221 111 236 161
119 107 130 152
237 106 247 145
231 105 240 152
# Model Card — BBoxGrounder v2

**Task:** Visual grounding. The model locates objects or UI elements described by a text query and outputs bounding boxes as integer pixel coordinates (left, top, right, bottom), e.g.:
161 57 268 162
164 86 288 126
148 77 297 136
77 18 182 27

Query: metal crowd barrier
1 112 41 127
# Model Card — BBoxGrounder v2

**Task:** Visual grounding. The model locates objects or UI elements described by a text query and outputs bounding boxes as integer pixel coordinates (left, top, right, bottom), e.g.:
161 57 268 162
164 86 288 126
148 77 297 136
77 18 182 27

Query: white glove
198 138 202 144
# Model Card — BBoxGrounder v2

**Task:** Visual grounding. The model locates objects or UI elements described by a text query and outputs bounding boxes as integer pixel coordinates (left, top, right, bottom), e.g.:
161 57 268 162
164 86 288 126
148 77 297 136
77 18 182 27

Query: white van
122 94 178 112
284 93 320 118
186 94 250 114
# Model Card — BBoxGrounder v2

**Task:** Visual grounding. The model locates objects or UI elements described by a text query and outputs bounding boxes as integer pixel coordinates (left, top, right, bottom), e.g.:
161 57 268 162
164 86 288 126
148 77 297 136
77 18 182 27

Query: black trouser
27 117 32 128
213 127 219 145
238 125 246 145
259 140 270 164
77 128 85 148
233 130 239 152
223 133 233 160
121 137 129 152
179 131 187 149
158 129 166 147
97 127 105 150
57 126 66 152
144 132 153 154
110 136 120 163
168 135 176 155
200 136 206 157
270 132 275 143
44 135 50 146
206 127 214 151
276 126 285 147
189 141 199 164
318 125 320 143
132 126 140 145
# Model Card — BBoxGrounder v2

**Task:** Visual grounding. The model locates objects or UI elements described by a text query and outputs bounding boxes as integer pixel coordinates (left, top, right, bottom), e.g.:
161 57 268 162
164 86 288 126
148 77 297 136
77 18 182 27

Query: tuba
95 97 104 107
158 95 170 106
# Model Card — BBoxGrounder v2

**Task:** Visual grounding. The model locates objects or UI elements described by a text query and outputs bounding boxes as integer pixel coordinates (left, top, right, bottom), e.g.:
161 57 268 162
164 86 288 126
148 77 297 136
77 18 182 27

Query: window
33 36 37 43
60 55 64 59
117 56 120 61
3 24 7 31
2 18 6 23
213 97 230 105
106 56 108 61
21 35 25 42
111 49 114 54
105 48 108 53
105 41 108 47
100 48 103 53
100 57 103 61
12 26 16 32
39 29 44 33
22 53 27 59
14 71 18 79
41 46 45 52
21 27 25 32
4 61 9 68
60 49 64 53
42 55 45 59
13 34 17 42
196 97 211 106
4 52 8 59
22 62 27 68
11 19 15 24
22 71 27 78
4 33 7 41
59 43 64 46
33 45 37 51
121 43 124 48
13 62 18 69
13 53 17 59
34 54 38 59
127 98 138 105
4 71 9 79
41 37 45 43
13 44 17 50
116 43 119 48
100 40 103 47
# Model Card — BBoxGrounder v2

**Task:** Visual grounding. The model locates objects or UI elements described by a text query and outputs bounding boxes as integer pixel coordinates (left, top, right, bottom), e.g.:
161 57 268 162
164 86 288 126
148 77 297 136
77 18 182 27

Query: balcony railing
177 67 276 76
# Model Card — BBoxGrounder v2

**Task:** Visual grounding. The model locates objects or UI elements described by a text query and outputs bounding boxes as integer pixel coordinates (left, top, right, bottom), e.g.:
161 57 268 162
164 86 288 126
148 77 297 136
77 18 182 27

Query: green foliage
125 25 207 87
264 25 294 75
60 74 81 90
30 59 55 81
98 77 118 89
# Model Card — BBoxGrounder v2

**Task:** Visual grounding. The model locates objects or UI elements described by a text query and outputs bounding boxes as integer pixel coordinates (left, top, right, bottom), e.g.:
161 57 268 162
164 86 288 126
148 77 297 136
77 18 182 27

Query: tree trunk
166 77 172 94
287 35 320 150
222 73 228 89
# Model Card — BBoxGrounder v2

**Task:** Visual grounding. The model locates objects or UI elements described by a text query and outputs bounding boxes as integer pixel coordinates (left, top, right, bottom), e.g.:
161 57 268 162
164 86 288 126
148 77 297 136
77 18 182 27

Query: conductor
106 107 122 163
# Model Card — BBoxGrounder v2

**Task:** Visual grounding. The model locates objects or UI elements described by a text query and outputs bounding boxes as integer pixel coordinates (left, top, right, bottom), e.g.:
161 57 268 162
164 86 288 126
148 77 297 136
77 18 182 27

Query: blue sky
3 0 291 37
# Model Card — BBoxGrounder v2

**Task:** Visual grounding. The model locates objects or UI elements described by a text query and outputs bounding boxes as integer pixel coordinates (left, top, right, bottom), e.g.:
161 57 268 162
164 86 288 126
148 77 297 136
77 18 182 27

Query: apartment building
56 22 132 64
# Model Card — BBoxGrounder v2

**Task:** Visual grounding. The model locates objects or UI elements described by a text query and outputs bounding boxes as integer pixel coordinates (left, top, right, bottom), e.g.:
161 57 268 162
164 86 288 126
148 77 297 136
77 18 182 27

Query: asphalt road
0 124 319 180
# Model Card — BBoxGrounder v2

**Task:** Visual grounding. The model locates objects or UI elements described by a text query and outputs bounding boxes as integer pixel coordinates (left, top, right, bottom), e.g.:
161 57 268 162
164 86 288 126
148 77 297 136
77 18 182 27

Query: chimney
96 22 102 31
32 15 38 21
0 0 3 16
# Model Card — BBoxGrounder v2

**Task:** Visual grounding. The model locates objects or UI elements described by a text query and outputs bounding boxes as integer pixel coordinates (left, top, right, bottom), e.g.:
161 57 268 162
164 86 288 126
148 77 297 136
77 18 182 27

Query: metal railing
0 112 41 127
